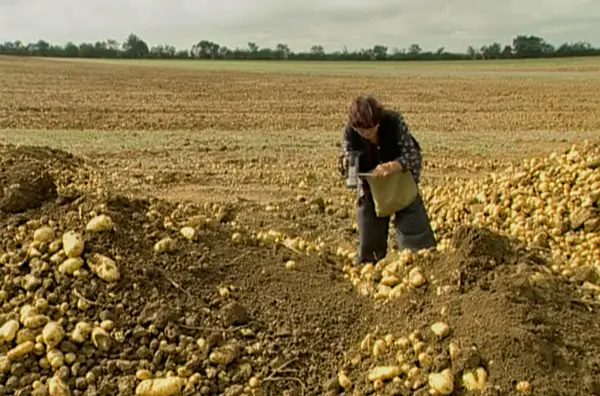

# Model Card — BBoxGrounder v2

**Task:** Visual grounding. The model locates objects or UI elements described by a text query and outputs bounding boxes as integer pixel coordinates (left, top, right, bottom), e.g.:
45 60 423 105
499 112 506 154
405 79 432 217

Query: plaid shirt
341 111 422 199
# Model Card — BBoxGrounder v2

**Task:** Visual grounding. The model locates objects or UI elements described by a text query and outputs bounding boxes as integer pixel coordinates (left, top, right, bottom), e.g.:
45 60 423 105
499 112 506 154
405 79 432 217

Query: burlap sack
362 170 418 217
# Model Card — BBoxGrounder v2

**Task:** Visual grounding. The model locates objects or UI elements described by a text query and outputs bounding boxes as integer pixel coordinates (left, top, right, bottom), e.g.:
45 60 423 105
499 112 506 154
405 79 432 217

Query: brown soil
1 145 600 396
0 145 374 395
346 227 600 395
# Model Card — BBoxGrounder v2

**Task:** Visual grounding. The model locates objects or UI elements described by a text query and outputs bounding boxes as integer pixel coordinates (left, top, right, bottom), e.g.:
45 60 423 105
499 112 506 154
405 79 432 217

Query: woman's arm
394 115 422 183
338 124 354 176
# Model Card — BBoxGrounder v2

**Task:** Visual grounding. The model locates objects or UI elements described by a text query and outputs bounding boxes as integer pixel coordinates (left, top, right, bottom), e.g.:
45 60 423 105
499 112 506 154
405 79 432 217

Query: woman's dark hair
349 95 383 129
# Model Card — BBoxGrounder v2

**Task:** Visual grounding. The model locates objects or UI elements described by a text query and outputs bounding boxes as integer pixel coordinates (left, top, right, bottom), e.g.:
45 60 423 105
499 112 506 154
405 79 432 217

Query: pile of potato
342 324 498 395
342 249 430 300
332 143 600 300
0 214 128 394
339 320 538 395
424 143 599 271
0 205 268 395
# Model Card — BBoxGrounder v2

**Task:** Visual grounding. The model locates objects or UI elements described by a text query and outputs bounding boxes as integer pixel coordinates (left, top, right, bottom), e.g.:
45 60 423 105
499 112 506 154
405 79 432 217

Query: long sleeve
341 123 354 155
394 116 422 184
340 124 367 198
338 124 353 177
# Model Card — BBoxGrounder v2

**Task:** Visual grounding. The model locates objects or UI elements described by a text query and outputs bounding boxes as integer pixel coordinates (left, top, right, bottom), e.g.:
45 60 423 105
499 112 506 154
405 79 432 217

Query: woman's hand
337 154 348 176
372 161 403 177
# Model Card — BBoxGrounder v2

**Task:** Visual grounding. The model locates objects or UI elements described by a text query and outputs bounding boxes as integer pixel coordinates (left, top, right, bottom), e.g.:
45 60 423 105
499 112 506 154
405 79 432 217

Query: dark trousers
355 192 437 264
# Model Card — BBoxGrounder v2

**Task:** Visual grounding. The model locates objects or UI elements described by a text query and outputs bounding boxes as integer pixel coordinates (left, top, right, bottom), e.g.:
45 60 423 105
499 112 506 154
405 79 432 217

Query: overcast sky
1 0 599 52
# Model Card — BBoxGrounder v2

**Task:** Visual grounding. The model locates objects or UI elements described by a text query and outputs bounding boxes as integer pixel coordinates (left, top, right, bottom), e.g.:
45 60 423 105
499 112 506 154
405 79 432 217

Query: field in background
43 55 600 75
1 55 599 241
1 56 599 195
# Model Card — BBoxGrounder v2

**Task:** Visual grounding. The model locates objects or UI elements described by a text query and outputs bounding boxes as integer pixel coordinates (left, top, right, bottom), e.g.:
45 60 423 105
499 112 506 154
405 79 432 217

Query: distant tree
373 45 388 60
512 35 554 58
481 42 502 59
408 44 422 55
1 32 599 61
191 40 220 59
555 41 594 57
275 43 291 59
466 46 479 59
502 45 513 57
122 33 149 58
310 45 325 56
63 42 79 57
247 42 259 53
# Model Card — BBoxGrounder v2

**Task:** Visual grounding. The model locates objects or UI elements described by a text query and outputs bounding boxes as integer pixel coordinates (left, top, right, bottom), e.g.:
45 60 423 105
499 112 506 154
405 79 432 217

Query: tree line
1 33 599 61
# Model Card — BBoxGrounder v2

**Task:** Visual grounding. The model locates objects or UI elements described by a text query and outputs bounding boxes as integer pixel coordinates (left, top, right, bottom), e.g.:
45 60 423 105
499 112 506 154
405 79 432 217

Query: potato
33 226 55 243
395 336 410 349
20 304 37 320
91 326 111 351
23 315 50 329
180 227 196 240
135 377 185 396
86 253 120 282
62 231 85 258
136 369 154 380
196 338 208 351
428 369 454 395
418 352 432 367
248 377 260 388
7 341 34 360
338 372 352 389
39 357 51 370
42 322 65 349
231 232 242 243
71 321 92 343
381 275 400 287
209 343 239 366
86 215 114 232
34 343 45 355
0 319 20 343
0 356 11 373
188 373 201 385
367 366 402 382
373 379 384 390
154 237 175 253
218 286 230 298
64 352 77 364
100 320 114 331
431 322 450 338
58 258 84 275
48 239 62 254
360 333 374 352
516 381 532 392
462 367 487 392
50 250 67 265
185 215 206 227
48 376 71 396
408 367 421 380
47 348 65 369
16 328 38 344
285 260 297 270
372 339 387 357
408 269 427 287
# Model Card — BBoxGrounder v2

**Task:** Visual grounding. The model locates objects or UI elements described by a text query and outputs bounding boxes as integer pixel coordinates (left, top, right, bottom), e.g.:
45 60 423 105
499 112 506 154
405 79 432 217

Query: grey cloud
0 0 599 52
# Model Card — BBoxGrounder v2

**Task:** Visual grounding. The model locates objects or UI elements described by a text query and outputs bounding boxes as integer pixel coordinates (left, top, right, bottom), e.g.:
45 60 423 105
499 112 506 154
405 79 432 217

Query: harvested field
0 56 599 395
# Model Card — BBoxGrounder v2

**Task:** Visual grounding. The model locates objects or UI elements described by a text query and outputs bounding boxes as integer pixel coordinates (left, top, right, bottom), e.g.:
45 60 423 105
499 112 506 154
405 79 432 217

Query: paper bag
362 170 418 217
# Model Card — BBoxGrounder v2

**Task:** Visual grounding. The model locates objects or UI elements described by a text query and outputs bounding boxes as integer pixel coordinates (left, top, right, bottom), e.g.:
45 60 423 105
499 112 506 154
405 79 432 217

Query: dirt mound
0 144 100 214
0 189 375 395
345 226 600 395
